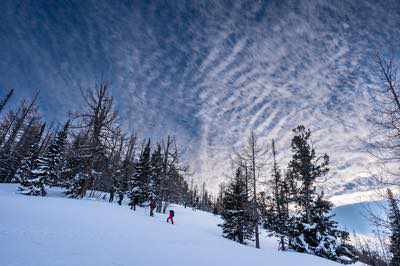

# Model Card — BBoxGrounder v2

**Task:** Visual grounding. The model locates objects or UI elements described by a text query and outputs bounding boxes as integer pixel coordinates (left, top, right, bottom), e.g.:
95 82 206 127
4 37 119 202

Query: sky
1 0 400 193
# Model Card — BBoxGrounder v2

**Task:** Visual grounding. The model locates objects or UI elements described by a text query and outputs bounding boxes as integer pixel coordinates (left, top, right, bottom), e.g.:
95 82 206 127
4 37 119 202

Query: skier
117 191 124 206
167 209 175 225
149 198 156 217
109 186 115 203
130 195 139 211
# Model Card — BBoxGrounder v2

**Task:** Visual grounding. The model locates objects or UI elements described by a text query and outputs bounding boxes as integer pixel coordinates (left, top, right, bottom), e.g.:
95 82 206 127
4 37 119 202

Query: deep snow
0 184 364 266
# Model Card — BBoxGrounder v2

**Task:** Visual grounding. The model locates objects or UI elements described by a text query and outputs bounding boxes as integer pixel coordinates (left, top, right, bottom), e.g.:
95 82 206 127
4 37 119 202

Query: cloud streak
1 0 400 194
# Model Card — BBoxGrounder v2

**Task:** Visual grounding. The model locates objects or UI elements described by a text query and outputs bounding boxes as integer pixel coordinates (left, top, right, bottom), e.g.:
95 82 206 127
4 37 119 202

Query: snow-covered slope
0 184 363 266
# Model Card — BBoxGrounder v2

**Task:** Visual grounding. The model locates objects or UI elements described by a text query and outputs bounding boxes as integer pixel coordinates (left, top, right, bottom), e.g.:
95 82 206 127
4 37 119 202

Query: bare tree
360 53 400 264
70 82 118 191
235 130 267 249
366 54 400 185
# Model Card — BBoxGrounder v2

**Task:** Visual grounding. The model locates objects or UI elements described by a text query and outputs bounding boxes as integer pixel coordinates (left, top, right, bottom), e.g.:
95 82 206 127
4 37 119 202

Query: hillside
0 184 364 266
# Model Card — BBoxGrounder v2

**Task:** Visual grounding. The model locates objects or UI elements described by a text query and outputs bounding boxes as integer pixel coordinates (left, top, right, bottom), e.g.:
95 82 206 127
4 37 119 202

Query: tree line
1 60 399 265
0 83 209 214
217 53 400 266
218 126 358 264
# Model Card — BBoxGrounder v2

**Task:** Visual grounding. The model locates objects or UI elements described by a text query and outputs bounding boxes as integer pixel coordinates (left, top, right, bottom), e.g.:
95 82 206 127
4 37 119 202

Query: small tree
17 123 46 196
35 121 70 186
219 167 253 244
129 139 151 205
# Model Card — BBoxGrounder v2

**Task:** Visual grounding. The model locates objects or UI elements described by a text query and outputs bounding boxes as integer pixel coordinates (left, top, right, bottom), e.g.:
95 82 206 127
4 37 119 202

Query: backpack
169 210 174 217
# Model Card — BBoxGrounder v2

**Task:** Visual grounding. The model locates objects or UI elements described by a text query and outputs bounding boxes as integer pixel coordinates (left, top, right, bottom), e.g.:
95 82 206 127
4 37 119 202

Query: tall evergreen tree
64 132 92 198
17 123 47 196
287 125 329 223
286 126 357 264
219 167 253 244
35 121 70 186
150 143 163 201
129 139 151 205
387 189 400 266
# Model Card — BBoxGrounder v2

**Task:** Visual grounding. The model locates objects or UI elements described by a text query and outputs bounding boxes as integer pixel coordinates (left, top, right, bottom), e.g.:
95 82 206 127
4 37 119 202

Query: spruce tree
17 123 46 196
35 121 70 186
387 189 400 266
219 167 253 244
286 126 357 264
64 132 92 198
287 125 329 222
150 143 163 201
129 139 151 205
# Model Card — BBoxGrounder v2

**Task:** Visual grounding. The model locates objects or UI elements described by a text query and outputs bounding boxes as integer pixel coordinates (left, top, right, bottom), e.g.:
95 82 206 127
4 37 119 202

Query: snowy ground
0 184 364 266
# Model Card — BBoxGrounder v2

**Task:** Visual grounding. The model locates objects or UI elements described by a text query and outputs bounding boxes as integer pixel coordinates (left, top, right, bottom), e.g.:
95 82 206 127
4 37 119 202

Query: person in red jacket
167 210 174 224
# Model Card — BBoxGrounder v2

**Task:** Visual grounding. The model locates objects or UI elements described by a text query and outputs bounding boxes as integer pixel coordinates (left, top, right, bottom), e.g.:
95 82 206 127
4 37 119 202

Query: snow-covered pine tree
150 143 163 202
219 167 253 244
64 132 92 198
286 126 357 264
129 139 151 205
17 123 47 196
300 193 357 264
387 189 400 266
116 134 137 204
34 121 70 186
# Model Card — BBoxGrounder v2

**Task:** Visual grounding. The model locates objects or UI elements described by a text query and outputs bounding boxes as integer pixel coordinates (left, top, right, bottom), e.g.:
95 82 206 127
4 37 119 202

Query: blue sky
1 0 400 192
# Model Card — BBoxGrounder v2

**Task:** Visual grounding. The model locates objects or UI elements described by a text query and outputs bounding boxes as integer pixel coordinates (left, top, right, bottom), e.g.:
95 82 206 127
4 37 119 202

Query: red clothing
167 213 174 224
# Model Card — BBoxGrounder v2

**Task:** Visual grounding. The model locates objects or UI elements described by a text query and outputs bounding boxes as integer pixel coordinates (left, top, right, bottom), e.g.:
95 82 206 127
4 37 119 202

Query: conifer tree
117 134 137 204
287 125 329 223
17 123 47 196
219 167 253 244
35 121 70 186
150 143 163 201
129 139 151 205
387 189 400 266
286 126 357 264
64 132 92 198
